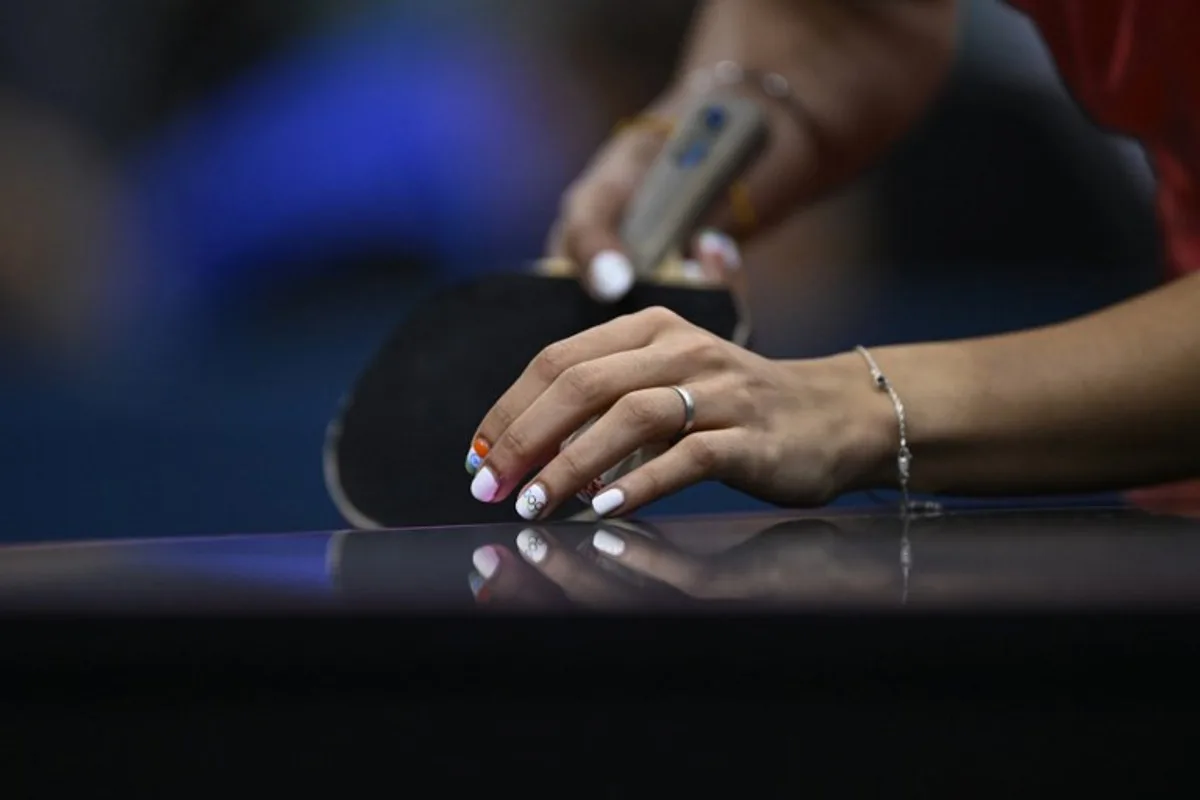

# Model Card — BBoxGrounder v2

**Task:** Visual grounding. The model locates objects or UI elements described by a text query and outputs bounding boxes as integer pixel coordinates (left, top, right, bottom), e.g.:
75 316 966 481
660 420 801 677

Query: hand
463 279 892 520
468 519 903 610
548 86 809 304
548 0 957 304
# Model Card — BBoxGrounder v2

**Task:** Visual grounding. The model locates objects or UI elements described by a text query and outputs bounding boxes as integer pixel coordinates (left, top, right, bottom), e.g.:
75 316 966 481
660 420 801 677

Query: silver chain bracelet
855 345 917 514
855 345 926 605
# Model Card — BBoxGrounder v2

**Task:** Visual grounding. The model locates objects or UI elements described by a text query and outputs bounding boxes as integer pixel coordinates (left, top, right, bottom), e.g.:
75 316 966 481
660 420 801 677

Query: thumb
568 193 636 304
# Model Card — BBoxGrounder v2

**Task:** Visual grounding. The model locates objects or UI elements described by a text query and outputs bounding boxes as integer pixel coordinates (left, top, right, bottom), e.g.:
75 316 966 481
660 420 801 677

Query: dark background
0 0 1160 541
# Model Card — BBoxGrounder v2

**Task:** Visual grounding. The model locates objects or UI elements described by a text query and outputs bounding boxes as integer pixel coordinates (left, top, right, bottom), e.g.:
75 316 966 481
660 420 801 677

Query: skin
466 0 1200 526
473 514 1200 610
548 0 958 293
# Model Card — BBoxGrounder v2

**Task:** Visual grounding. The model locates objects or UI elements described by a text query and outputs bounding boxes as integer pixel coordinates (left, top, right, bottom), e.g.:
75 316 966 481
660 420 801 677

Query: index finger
465 308 669 478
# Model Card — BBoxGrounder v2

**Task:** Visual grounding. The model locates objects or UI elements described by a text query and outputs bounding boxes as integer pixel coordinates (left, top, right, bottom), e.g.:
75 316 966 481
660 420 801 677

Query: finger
590 429 741 518
563 185 635 304
513 382 731 521
589 526 716 598
466 313 658 478
513 527 639 608
470 544 569 610
466 306 683 490
562 128 668 302
489 350 699 510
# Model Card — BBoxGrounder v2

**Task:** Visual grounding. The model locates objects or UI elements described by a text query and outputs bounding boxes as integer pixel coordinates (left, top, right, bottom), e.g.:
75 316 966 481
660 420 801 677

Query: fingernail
472 545 501 580
698 229 741 271
591 487 626 517
592 529 627 557
517 528 549 564
680 259 706 282
516 483 549 521
588 250 635 302
471 466 500 503
465 437 490 475
468 570 490 601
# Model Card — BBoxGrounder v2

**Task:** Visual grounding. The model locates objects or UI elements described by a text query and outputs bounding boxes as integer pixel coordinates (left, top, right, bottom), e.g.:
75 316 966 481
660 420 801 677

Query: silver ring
669 385 696 438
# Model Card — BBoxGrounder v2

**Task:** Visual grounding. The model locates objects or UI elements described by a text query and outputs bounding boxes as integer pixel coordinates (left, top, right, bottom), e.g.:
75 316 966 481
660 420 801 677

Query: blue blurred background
0 0 1161 541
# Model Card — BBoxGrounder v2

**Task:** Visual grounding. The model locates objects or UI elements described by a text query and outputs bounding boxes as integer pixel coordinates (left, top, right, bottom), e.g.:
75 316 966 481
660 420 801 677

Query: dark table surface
6 504 1200 792
3 503 1200 613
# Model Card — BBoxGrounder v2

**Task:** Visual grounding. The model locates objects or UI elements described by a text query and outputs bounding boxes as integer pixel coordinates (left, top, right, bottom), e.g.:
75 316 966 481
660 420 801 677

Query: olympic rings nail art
517 483 548 521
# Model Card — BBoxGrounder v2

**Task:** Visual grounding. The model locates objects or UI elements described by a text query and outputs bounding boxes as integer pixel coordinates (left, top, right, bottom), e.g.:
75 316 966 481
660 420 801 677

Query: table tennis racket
325 92 769 528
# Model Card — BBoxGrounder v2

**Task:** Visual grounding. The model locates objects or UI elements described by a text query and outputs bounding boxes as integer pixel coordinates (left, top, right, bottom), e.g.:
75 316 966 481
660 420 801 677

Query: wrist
787 352 901 496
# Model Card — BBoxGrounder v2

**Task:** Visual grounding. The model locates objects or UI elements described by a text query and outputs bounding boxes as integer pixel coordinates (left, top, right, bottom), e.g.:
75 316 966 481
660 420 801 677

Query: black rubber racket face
325 273 742 529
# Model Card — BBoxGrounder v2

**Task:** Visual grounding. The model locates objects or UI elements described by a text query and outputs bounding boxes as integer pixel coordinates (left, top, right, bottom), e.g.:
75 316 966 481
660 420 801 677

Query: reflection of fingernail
468 570 490 601
517 528 548 564
465 437 490 475
516 483 549 521
471 466 500 503
589 251 635 302
592 529 626 558
472 545 500 580
698 229 741 271
592 487 626 517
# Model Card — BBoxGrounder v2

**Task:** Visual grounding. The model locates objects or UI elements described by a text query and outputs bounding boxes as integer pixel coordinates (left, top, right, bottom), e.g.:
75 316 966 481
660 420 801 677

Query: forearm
655 0 958 226
856 273 1200 495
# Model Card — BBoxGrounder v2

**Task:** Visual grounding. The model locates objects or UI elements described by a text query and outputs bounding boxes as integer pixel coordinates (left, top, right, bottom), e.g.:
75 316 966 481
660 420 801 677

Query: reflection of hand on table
468 519 900 610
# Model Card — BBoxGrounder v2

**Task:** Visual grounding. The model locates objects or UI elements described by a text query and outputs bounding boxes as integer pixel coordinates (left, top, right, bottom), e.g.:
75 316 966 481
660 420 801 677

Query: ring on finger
669 384 696 439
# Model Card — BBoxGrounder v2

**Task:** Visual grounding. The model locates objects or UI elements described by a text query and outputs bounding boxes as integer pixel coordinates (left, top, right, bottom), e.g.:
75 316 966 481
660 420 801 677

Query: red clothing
1009 1 1200 510
1009 0 1200 279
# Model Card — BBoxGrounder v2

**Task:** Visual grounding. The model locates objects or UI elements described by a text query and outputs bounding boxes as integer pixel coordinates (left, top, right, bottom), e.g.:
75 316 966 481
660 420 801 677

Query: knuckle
558 363 601 405
499 425 537 463
618 391 662 432
637 305 681 330
683 435 720 472
532 341 573 382
487 403 517 434
683 336 721 366
553 446 590 484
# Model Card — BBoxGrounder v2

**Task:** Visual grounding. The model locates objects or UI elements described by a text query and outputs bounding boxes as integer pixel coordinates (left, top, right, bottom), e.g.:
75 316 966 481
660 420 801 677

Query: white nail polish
516 484 548 521
517 528 548 564
680 259 706 282
592 529 627 557
698 230 741 271
591 487 626 517
470 466 500 503
588 251 635 301
472 546 500 579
